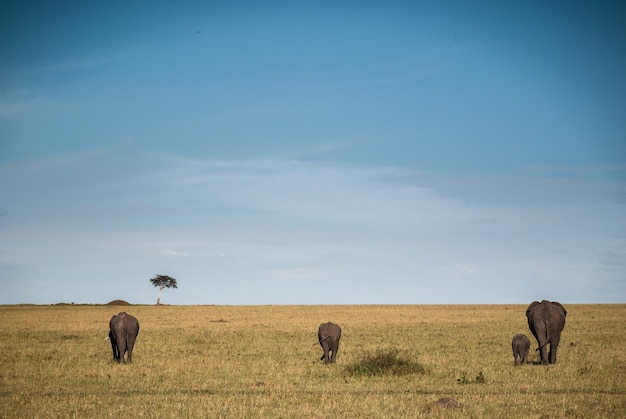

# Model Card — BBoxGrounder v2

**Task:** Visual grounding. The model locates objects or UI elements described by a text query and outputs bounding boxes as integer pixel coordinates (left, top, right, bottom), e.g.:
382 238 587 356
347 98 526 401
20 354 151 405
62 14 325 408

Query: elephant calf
109 312 140 363
318 322 341 364
512 333 530 365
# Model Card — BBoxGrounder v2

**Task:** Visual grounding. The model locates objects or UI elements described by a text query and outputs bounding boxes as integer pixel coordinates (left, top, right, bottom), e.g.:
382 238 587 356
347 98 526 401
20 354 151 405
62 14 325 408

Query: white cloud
160 250 190 257
430 263 479 277
521 163 626 176
266 268 321 282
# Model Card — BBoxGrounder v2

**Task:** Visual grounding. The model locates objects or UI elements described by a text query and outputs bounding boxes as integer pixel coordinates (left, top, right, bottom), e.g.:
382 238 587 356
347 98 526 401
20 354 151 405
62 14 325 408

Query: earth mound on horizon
106 299 131 306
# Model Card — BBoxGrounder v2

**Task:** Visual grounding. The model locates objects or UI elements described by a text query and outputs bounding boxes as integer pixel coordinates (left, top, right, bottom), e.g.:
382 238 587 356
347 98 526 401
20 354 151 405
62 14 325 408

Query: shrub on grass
344 349 426 377
457 371 486 384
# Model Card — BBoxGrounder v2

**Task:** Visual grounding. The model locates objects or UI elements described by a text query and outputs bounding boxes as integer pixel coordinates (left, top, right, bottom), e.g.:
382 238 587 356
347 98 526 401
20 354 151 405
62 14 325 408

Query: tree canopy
149 274 178 305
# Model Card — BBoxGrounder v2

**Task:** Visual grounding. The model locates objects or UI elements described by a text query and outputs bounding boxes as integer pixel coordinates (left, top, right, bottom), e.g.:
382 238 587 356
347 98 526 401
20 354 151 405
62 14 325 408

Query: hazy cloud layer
1 151 623 304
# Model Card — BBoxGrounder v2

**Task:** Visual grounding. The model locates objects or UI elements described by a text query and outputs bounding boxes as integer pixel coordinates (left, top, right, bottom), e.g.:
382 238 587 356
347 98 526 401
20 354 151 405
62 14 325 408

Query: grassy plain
0 304 624 418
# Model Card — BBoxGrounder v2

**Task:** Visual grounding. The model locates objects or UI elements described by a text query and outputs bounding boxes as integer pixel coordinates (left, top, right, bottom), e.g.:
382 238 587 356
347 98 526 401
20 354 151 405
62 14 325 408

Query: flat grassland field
1 304 624 418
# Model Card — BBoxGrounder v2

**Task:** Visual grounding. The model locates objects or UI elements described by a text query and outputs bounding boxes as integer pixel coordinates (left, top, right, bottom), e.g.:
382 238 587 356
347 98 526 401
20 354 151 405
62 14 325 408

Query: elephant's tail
536 320 551 351
314 336 331 346
536 340 550 352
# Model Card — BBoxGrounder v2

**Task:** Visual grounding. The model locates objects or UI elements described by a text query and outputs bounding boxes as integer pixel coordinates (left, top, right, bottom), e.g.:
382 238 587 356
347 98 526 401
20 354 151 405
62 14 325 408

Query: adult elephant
317 322 341 364
109 312 140 363
526 300 567 365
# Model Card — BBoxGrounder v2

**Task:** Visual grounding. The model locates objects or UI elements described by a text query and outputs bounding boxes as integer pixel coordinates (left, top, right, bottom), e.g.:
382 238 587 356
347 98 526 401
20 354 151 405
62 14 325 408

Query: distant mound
106 299 131 306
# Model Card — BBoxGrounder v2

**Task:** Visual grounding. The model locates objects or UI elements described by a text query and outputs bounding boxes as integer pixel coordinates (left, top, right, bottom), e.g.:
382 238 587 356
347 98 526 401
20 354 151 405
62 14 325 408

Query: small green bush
344 348 427 376
457 370 486 384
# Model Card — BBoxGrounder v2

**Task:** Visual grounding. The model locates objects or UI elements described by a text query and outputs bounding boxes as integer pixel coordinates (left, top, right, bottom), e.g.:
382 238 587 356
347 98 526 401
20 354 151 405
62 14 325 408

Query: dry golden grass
1 304 625 417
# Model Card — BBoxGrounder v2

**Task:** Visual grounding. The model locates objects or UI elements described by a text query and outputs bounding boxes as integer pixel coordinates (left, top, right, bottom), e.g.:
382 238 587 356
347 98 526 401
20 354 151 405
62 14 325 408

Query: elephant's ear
551 301 567 317
526 301 540 317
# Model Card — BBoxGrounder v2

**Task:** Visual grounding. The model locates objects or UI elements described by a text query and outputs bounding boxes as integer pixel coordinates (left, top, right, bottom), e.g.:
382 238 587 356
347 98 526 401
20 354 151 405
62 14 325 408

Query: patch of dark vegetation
60 334 81 340
210 319 229 323
344 349 426 377
457 371 486 384
433 397 464 409
106 300 131 306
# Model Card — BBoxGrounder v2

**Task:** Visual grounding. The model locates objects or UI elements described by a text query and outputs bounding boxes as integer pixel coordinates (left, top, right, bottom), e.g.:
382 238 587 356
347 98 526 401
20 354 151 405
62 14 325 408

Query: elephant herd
107 300 566 366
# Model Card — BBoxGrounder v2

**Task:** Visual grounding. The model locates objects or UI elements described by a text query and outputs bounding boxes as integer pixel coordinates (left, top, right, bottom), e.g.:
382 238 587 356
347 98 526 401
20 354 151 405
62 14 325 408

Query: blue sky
1 1 624 304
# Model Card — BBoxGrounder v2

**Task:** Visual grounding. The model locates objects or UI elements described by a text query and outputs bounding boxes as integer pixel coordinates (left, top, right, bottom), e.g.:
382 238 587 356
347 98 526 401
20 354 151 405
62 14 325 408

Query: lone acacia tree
150 274 178 305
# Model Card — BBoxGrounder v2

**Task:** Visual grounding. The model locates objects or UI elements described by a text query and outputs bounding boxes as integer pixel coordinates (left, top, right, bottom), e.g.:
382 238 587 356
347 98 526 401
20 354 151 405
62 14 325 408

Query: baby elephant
512 333 530 365
318 322 342 364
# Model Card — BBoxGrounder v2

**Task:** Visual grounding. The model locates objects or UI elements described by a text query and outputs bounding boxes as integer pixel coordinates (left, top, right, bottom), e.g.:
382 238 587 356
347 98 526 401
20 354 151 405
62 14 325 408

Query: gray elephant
109 312 140 363
318 322 341 364
511 333 530 365
526 300 567 365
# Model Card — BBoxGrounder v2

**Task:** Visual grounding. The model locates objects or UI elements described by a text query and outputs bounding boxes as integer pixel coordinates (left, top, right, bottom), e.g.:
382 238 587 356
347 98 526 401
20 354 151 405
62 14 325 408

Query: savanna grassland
1 304 625 418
